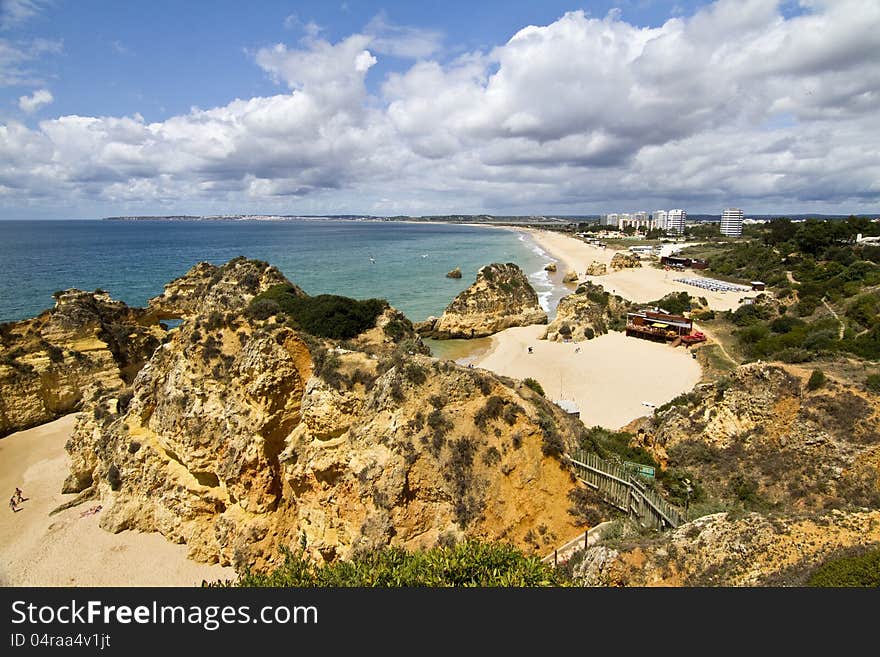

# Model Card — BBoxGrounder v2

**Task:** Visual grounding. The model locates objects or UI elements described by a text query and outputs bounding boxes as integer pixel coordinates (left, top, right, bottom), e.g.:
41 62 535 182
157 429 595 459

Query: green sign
624 461 655 479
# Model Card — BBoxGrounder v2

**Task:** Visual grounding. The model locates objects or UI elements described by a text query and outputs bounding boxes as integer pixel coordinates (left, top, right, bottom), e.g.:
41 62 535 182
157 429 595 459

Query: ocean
0 220 567 334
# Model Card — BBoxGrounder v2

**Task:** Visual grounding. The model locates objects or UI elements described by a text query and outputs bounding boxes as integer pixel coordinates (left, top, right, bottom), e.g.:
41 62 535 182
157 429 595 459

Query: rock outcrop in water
0 290 166 437
446 267 462 279
64 258 595 572
415 263 547 339
542 282 632 342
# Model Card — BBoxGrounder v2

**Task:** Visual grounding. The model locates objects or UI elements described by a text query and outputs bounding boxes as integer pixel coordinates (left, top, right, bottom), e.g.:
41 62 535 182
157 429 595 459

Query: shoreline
469 226 707 430
520 228 752 311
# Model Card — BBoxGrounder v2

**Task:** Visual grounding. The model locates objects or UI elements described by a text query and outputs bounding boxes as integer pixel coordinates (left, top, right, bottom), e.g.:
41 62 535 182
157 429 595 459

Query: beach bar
625 310 693 343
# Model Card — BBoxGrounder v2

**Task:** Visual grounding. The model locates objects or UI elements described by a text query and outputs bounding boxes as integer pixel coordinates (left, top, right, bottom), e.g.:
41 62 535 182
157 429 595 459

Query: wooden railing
566 450 684 530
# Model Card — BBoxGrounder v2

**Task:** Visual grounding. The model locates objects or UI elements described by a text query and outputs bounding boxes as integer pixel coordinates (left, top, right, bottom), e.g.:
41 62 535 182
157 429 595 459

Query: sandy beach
474 325 701 429
0 414 235 587
523 229 751 312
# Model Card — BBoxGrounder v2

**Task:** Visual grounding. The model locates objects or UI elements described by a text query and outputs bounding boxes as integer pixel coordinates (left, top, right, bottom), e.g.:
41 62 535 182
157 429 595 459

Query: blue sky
4 1 723 122
1 0 877 219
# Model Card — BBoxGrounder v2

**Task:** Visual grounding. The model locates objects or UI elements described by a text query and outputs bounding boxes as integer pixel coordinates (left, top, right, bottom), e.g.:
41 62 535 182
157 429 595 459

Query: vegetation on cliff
215 540 566 587
247 284 388 339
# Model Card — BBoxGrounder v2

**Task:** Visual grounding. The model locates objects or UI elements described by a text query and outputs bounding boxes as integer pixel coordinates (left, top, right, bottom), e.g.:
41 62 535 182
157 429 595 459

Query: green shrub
523 378 544 396
807 548 880 587
248 285 387 339
866 374 880 394
537 413 564 457
224 541 567 587
807 369 826 391
648 291 692 315
728 473 760 505
770 315 805 334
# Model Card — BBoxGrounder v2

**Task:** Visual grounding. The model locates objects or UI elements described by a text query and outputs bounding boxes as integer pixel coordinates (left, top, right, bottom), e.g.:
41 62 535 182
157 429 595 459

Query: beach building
626 309 693 343
661 255 708 270
721 208 744 237
554 399 580 418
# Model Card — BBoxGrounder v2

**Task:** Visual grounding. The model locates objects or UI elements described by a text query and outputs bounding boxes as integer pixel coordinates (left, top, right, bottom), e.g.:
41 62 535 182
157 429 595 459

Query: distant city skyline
1 0 879 220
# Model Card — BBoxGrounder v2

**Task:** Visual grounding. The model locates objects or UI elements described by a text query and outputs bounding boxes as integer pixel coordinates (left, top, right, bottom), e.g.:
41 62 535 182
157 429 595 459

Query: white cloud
0 0 49 30
1 1 879 216
17 86 51 112
364 13 443 59
0 36 61 86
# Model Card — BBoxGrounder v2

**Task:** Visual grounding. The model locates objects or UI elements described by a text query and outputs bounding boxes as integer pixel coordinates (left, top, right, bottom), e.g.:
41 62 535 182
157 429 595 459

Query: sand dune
0 415 235 587
473 325 701 430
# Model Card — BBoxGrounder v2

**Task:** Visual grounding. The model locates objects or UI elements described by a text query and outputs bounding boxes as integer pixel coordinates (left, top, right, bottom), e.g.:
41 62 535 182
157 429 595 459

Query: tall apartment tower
666 209 686 234
653 210 668 230
720 208 744 237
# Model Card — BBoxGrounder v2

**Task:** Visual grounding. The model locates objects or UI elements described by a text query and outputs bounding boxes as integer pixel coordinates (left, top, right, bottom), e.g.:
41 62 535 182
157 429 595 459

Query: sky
0 0 878 219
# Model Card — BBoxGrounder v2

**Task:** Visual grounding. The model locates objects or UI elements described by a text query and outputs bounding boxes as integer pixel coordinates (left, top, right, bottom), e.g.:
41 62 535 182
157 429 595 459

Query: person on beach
528 346 533 354
9 496 18 512
14 487 25 503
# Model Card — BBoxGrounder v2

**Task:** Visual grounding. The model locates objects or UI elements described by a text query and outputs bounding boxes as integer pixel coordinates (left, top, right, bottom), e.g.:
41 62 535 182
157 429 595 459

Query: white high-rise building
666 209 686 234
721 208 744 237
653 210 668 230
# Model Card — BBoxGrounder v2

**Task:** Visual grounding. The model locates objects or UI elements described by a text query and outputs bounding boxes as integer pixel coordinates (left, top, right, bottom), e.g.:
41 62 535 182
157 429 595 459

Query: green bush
523 378 545 397
866 374 880 394
807 548 880 587
648 292 692 315
770 315 805 334
807 369 826 391
248 285 387 339
223 541 567 587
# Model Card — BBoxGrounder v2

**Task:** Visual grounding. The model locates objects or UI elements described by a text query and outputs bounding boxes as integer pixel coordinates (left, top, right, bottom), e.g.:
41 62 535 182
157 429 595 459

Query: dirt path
821 297 845 339
693 323 739 366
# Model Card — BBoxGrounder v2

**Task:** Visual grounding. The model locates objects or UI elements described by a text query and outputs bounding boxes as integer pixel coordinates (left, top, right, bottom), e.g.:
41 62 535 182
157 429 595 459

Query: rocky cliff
0 290 166 436
628 362 880 513
147 256 297 319
572 509 880 586
415 263 547 339
64 259 593 572
542 282 631 342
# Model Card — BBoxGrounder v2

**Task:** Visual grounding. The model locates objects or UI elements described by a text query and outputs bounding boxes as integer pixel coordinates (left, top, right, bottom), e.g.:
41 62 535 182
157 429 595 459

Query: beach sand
523 229 751 312
0 414 236 586
474 325 701 429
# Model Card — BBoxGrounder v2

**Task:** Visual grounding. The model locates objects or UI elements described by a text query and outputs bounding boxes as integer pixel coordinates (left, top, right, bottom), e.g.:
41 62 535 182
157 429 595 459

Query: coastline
520 228 751 311
0 415 236 586
469 226 707 429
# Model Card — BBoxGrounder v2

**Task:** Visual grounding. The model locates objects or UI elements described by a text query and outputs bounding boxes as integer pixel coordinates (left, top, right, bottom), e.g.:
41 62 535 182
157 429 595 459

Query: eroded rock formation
585 261 607 276
0 290 166 436
610 252 642 270
543 282 632 342
573 509 880 586
64 259 592 572
416 263 547 339
629 363 880 513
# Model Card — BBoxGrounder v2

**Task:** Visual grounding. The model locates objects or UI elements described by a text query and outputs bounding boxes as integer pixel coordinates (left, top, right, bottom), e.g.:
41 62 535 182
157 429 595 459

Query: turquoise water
0 220 566 324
